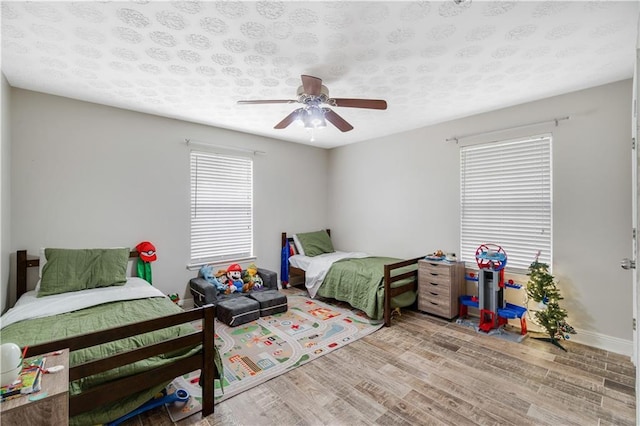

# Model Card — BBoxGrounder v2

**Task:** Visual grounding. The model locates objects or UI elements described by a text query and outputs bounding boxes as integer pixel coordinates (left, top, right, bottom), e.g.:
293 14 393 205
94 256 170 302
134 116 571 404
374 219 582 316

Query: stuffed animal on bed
199 265 227 292
243 263 263 292
225 264 244 294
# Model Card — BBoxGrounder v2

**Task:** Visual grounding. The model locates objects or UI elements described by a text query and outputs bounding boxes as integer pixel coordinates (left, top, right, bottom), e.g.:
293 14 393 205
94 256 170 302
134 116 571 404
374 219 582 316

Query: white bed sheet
1 277 165 329
290 251 368 298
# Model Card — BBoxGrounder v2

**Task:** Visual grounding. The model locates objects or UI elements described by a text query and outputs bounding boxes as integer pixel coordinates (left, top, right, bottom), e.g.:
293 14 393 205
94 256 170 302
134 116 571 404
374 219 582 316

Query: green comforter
1 297 202 426
316 256 417 320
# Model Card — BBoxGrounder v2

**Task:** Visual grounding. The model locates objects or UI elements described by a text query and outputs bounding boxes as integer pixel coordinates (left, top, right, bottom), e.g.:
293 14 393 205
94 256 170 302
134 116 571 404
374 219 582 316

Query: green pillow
295 230 335 257
38 248 130 297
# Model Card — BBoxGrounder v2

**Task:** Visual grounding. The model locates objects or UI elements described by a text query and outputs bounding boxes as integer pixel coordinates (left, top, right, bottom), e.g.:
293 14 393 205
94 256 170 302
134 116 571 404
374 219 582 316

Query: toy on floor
168 293 181 305
106 388 190 426
458 244 527 339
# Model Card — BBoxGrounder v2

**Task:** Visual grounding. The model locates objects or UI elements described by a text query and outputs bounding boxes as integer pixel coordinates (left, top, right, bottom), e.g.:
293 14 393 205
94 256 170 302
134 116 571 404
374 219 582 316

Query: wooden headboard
16 249 141 300
281 230 330 287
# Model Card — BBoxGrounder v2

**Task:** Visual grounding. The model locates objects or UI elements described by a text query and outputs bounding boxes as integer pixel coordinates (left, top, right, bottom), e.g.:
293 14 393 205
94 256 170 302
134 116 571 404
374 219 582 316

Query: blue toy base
497 303 527 319
459 295 479 308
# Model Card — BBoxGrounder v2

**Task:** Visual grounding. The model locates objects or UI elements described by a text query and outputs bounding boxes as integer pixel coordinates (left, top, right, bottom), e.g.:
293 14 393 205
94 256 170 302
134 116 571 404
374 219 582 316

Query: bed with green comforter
316 256 417 321
1 296 204 426
5 247 221 424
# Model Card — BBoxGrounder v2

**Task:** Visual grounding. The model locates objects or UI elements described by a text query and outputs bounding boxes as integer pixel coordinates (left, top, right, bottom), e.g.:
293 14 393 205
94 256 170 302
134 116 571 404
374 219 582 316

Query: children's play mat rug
164 293 383 421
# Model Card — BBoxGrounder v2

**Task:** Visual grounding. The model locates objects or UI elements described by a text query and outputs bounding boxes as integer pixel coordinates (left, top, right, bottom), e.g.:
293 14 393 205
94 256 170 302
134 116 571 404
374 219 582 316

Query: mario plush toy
225 263 244 294
136 241 157 284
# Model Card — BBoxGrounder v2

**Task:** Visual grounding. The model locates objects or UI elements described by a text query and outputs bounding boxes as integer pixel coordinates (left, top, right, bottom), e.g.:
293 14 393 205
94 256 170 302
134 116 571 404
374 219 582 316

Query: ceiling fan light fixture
301 106 326 129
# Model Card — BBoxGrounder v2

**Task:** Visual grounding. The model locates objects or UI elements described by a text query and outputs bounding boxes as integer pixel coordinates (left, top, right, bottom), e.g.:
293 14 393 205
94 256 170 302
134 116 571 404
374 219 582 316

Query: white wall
7 80 634 353
329 80 633 352
9 88 329 304
1 74 11 313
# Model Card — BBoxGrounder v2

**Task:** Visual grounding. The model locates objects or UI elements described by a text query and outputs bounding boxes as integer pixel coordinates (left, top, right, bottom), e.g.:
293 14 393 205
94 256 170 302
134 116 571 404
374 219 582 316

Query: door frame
634 15 640 422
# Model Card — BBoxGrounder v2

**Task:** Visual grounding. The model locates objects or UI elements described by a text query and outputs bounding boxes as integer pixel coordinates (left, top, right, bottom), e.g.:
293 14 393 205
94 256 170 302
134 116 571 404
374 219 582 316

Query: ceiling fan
237 75 387 132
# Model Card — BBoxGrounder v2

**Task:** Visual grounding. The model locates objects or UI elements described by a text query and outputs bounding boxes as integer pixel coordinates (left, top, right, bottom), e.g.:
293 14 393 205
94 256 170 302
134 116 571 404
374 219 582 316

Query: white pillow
292 234 305 256
35 248 47 293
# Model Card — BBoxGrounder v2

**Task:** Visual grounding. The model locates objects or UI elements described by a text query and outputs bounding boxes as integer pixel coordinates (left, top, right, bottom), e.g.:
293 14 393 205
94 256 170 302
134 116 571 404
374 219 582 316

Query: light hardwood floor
130 289 636 426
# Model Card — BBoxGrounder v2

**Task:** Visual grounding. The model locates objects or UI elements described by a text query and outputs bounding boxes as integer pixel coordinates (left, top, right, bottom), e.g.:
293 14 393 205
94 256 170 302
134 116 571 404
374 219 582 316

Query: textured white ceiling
2 1 638 148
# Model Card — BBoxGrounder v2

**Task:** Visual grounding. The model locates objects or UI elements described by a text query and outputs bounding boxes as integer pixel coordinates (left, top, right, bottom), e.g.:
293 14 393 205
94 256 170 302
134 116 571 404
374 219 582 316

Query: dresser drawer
418 294 451 318
420 262 452 277
419 271 453 287
418 279 451 297
418 267 453 317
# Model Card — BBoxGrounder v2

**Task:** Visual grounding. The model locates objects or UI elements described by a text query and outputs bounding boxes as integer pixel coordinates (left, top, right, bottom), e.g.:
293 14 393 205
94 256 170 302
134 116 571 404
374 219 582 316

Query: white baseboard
566 327 633 358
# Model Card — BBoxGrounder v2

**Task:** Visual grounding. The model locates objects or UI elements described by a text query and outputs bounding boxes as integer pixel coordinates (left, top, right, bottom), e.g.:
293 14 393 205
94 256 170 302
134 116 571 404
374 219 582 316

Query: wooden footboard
25 306 217 418
14 250 218 420
383 256 422 327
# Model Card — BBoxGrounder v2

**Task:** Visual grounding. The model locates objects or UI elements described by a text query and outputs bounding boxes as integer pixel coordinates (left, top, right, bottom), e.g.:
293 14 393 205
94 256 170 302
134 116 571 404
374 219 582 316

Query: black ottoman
216 296 260 327
249 290 288 317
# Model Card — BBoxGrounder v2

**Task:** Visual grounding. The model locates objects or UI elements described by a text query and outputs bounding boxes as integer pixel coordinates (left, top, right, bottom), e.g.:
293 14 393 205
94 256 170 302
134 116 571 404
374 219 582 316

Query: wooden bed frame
15 250 217 420
281 231 422 327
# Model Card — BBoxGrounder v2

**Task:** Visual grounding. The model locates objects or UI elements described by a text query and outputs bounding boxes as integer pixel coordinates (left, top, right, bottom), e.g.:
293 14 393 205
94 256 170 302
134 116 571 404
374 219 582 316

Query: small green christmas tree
526 254 575 351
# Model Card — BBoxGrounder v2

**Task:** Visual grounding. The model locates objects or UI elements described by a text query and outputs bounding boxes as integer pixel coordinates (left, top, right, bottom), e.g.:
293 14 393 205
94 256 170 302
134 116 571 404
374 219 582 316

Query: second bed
282 230 423 326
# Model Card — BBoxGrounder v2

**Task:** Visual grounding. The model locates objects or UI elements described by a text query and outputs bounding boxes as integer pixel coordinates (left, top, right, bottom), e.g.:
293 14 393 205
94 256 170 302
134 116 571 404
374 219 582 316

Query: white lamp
0 343 23 387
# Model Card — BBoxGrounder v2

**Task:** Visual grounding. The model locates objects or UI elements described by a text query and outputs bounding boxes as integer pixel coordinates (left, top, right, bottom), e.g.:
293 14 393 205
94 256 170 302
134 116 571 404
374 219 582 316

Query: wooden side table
1 349 69 425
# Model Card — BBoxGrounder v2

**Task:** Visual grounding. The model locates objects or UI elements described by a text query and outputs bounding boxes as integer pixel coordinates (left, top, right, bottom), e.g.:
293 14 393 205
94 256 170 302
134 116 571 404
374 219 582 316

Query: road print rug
166 292 383 419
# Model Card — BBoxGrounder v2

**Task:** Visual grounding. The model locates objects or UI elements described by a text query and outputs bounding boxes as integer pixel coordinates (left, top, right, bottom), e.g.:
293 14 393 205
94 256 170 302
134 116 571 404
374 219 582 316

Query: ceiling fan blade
274 109 302 129
301 75 322 96
238 99 297 105
324 109 354 132
330 98 388 110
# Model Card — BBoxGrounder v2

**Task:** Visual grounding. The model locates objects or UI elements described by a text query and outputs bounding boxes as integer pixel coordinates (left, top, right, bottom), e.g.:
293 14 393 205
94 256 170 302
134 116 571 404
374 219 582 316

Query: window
190 150 253 264
460 135 552 271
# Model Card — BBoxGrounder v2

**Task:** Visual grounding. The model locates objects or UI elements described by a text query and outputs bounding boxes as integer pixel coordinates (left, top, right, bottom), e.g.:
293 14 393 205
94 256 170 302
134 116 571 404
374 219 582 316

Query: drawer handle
429 291 438 296
429 263 440 267
429 282 438 286
430 301 439 306
430 272 439 276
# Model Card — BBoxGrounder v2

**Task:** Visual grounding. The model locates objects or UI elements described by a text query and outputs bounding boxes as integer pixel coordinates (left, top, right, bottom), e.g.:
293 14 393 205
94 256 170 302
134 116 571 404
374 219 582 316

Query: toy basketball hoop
475 244 507 271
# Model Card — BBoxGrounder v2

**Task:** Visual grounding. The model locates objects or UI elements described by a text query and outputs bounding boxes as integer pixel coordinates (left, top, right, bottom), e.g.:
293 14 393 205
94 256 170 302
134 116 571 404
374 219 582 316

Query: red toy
459 244 528 337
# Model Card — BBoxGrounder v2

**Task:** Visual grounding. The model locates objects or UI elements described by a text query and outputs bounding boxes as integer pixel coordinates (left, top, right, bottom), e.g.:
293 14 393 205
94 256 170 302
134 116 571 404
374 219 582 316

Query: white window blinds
190 151 253 264
460 135 552 271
